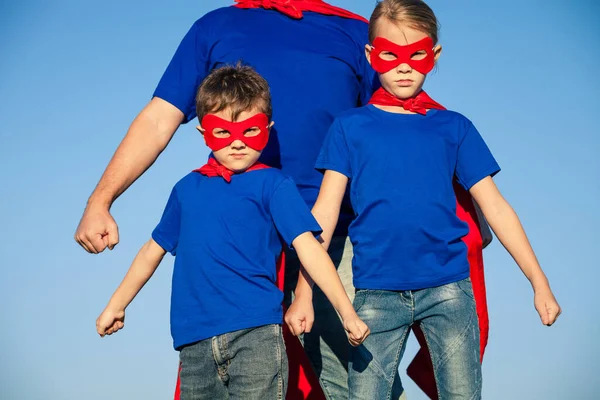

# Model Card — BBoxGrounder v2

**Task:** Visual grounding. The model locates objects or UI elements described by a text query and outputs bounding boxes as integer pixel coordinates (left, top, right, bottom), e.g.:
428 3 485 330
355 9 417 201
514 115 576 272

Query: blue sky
0 1 598 399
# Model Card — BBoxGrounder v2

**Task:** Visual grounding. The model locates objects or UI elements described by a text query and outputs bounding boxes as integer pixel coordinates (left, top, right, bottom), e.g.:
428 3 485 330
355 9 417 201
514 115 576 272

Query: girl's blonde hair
368 0 439 44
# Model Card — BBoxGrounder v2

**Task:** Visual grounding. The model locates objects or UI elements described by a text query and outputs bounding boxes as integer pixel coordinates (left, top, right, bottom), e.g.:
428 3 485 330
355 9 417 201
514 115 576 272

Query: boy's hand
534 288 561 326
342 314 370 346
285 295 314 336
96 308 125 337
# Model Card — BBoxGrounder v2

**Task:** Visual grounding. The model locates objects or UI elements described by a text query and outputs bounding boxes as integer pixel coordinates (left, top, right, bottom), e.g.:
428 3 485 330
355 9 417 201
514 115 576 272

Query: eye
410 50 427 60
212 129 230 138
379 51 398 61
243 127 261 137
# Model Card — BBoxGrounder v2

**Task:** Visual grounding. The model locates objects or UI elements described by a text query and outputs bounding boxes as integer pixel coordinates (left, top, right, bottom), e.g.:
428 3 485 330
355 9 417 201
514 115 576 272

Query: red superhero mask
201 113 270 151
370 36 435 75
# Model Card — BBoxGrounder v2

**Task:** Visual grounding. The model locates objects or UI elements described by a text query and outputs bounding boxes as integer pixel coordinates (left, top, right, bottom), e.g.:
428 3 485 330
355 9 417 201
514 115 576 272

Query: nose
396 62 412 74
230 139 246 150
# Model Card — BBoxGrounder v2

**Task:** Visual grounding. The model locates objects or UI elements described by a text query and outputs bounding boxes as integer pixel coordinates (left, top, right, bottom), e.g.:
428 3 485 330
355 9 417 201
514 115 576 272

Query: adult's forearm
87 99 183 209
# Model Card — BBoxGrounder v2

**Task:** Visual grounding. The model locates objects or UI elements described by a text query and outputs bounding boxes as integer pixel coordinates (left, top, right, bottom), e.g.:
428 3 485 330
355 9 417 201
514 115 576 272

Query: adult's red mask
370 36 435 75
201 113 270 151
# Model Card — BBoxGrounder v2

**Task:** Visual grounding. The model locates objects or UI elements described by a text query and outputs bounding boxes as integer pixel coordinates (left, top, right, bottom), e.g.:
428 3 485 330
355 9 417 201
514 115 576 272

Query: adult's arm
74 97 184 253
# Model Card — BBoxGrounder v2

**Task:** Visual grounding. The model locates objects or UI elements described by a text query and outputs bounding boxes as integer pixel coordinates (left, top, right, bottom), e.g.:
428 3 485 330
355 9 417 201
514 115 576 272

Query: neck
372 104 418 114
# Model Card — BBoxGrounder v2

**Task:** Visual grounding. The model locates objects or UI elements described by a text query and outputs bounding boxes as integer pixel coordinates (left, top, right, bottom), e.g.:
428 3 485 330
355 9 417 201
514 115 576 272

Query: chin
392 87 420 99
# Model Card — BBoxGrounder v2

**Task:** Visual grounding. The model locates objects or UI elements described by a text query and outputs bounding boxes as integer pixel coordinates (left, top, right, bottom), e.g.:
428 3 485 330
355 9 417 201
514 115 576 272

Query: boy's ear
197 125 209 145
433 44 442 63
268 120 275 131
365 44 373 66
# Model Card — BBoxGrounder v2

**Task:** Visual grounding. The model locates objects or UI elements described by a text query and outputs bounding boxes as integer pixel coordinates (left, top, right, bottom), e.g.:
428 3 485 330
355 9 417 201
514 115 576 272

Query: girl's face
366 18 442 100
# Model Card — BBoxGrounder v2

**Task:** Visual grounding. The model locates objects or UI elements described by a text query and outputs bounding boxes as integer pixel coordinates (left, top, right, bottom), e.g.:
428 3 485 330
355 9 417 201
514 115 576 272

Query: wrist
105 299 126 314
294 287 313 302
339 306 358 322
86 195 112 212
529 273 550 294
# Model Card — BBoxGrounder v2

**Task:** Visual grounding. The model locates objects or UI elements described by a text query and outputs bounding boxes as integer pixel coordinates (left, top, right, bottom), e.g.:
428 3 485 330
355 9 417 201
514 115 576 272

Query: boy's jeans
178 324 288 400
348 278 482 400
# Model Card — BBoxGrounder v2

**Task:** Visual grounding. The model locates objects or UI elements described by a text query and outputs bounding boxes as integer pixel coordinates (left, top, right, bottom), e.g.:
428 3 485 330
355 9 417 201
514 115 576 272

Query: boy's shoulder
171 171 203 192
172 167 293 192
249 167 295 189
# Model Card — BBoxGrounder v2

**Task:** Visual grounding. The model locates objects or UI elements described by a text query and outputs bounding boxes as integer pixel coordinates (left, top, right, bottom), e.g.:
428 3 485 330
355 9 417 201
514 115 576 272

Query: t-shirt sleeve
153 20 210 123
269 178 322 248
152 187 181 255
315 118 352 178
455 121 501 190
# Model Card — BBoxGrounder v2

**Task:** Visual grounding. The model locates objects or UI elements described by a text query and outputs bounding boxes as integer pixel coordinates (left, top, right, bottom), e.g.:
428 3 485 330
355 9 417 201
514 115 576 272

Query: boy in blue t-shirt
95 64 369 399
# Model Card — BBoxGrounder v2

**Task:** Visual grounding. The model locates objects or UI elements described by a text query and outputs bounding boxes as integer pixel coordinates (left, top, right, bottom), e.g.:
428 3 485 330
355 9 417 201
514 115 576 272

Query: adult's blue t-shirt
153 7 376 236
152 168 322 350
316 105 501 290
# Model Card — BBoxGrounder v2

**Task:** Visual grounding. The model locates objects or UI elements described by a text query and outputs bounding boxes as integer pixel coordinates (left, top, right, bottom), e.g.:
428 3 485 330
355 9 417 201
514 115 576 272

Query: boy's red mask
201 113 270 151
370 37 435 75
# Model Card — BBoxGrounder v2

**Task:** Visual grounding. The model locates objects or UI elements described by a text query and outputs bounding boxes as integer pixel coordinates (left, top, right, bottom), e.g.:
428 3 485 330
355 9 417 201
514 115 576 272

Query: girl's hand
534 288 561 326
96 308 126 337
342 314 370 346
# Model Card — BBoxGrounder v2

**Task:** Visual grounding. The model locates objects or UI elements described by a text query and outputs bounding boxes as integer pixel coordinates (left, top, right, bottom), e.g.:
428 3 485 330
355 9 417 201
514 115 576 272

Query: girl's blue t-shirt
316 105 501 290
152 169 321 350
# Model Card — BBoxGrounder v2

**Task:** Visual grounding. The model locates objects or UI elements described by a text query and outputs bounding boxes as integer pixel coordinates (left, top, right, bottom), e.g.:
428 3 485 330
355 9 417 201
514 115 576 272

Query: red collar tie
368 87 446 115
194 158 270 183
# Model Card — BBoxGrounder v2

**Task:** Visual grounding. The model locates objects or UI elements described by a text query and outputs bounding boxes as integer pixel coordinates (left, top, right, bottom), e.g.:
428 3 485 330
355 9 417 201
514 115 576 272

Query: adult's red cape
174 2 489 399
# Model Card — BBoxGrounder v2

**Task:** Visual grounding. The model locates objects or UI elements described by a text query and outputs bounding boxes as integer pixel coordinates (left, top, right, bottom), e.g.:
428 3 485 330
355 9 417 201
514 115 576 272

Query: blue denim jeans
285 237 409 400
178 324 288 400
349 278 481 400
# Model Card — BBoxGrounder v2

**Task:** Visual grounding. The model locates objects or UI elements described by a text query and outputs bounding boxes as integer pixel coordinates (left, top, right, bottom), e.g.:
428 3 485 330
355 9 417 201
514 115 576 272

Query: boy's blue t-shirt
153 7 375 235
315 105 500 290
152 168 321 350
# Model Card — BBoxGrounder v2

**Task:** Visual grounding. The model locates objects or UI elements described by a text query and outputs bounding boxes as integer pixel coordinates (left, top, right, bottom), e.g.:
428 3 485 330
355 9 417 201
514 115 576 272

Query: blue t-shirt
316 105 501 290
154 7 376 235
152 169 322 350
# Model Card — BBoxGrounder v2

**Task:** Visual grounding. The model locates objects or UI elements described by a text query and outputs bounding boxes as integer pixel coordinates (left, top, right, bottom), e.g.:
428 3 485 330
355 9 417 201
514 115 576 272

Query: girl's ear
433 44 442 63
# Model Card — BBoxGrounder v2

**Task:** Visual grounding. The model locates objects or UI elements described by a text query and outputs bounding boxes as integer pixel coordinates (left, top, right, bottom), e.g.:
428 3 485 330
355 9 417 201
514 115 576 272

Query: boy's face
365 19 442 100
197 107 274 173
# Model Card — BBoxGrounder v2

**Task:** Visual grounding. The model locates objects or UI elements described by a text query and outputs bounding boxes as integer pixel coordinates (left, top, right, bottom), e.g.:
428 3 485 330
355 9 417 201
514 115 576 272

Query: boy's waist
171 310 283 350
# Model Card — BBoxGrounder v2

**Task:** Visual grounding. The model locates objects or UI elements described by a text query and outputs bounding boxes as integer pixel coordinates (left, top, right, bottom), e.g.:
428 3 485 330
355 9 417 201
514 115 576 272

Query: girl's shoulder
434 109 474 125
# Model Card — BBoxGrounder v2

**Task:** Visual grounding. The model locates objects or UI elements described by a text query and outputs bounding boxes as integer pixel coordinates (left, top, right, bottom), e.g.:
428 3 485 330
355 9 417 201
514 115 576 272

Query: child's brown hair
196 62 272 121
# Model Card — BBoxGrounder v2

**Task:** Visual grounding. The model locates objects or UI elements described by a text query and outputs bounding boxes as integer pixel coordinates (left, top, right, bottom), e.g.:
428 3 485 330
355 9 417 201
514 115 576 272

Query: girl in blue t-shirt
298 0 561 398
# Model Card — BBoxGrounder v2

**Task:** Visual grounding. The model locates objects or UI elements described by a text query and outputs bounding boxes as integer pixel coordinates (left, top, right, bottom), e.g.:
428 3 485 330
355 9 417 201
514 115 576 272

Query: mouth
395 79 414 87
230 153 247 160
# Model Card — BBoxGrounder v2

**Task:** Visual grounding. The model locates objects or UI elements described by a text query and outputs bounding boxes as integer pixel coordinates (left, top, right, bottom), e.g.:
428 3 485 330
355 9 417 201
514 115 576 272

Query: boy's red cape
174 3 489 399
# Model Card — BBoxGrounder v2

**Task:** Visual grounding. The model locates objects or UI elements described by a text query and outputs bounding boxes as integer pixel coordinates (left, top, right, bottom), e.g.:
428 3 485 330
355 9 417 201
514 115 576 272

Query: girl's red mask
201 113 270 151
370 36 435 75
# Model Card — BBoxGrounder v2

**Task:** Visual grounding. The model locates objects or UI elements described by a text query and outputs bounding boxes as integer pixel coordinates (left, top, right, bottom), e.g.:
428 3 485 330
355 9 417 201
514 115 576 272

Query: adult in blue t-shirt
75 3 376 399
